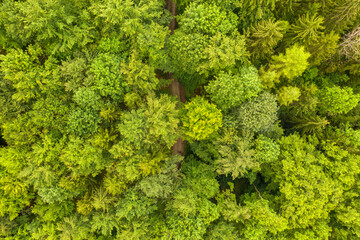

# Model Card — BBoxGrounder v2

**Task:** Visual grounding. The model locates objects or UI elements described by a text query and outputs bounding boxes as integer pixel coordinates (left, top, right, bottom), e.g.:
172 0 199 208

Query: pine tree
324 0 360 32
247 19 288 60
287 14 324 44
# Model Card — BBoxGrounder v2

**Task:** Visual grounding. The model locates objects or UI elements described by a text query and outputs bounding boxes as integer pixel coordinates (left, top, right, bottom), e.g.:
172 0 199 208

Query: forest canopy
1 0 360 239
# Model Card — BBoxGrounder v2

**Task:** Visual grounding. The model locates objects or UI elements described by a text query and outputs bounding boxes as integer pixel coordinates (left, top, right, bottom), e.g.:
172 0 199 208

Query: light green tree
277 86 301 106
318 86 360 115
268 45 311 81
181 97 223 141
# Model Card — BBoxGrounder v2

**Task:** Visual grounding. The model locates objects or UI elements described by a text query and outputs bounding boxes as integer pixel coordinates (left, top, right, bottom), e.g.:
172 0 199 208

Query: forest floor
166 0 186 156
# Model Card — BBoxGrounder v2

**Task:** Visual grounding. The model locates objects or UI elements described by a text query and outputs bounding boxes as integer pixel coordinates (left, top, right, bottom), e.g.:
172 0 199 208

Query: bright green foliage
90 53 129 102
90 0 170 37
60 137 110 177
232 92 279 133
106 95 180 194
216 186 251 223
120 54 160 96
0 46 62 103
258 66 278 89
206 66 262 111
284 81 319 120
32 199 75 223
112 94 180 158
318 86 360 114
248 19 288 60
73 88 101 111
241 194 289 239
178 3 238 36
0 169 33 220
332 196 360 239
167 31 209 75
270 134 335 228
255 135 280 164
60 56 89 92
168 3 248 77
216 186 288 239
0 48 39 102
136 155 182 199
264 134 360 231
181 97 223 141
214 130 258 179
269 45 311 81
116 189 157 221
168 31 247 77
199 32 248 76
67 108 101 136
180 157 219 199
0 0 95 54
1 0 360 238
135 22 170 68
57 214 93 240
164 157 220 239
277 86 301 106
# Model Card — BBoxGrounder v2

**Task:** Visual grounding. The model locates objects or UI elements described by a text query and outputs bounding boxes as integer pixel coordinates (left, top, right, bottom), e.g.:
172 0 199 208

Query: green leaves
206 66 263 111
248 19 288 60
318 86 360 115
90 53 129 102
178 3 238 36
277 86 301 106
1 0 360 238
287 14 324 44
168 3 248 77
113 94 180 158
181 97 223 141
269 45 311 81
214 131 258 179
232 92 279 133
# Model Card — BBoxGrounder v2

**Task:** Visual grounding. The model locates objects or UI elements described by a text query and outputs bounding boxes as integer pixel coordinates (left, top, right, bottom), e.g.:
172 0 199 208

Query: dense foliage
1 0 360 239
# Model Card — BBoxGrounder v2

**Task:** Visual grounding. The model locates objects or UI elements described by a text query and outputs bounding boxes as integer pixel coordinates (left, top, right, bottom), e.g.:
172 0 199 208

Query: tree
291 115 330 134
167 3 248 77
339 27 360 61
231 92 279 133
111 94 180 159
178 3 238 36
164 157 220 239
277 86 301 106
254 135 280 164
0 0 95 55
318 86 360 115
214 130 258 180
168 30 247 77
262 133 360 234
287 14 324 44
206 66 262 111
324 0 360 32
90 53 129 102
237 0 279 30
181 97 223 141
247 19 288 60
268 45 311 81
307 31 340 65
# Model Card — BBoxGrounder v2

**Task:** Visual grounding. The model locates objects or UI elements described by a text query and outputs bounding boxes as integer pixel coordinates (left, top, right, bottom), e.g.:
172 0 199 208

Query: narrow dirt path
165 0 186 156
